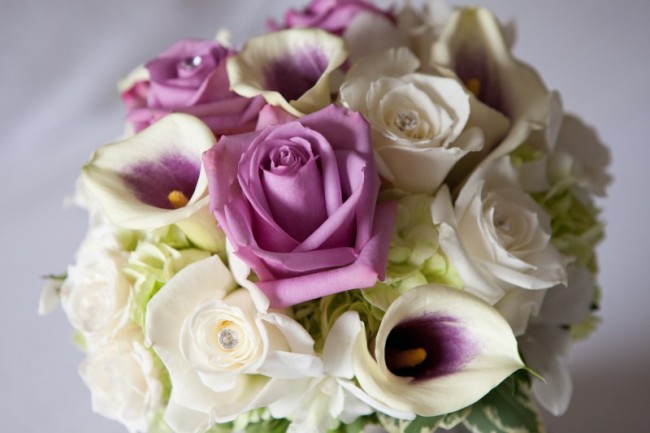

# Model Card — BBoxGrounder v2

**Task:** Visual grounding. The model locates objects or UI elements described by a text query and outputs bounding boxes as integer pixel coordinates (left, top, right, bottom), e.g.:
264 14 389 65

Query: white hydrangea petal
495 288 547 335
322 311 362 379
536 265 595 326
520 326 573 416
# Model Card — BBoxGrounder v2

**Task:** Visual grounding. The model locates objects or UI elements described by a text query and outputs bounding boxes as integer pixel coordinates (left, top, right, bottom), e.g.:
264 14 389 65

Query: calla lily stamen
386 347 428 370
466 78 481 97
168 190 190 209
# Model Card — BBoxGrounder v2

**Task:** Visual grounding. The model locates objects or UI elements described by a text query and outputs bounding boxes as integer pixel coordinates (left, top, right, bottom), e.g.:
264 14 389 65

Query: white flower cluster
42 1 610 433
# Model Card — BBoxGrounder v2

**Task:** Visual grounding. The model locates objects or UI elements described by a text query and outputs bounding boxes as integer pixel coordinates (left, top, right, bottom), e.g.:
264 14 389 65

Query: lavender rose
270 0 395 35
121 39 265 136
203 105 396 308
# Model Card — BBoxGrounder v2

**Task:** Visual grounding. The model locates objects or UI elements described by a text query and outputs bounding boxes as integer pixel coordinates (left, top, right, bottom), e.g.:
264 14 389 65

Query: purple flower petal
203 105 396 307
256 200 396 307
263 49 330 102
384 314 478 381
274 0 396 35
121 153 200 209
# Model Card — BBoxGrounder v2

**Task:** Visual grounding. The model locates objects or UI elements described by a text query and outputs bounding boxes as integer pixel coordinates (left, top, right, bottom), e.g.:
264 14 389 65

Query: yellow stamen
387 347 427 370
168 190 189 209
466 78 481 97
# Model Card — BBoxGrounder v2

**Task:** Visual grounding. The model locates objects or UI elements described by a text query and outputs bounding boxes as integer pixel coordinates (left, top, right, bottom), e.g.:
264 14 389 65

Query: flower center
466 78 481 98
217 325 240 351
180 55 203 70
395 109 419 132
168 190 189 209
495 215 513 234
386 347 428 370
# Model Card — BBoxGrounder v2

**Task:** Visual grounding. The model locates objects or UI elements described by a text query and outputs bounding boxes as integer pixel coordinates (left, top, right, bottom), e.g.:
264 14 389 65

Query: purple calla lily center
264 49 329 101
122 153 200 209
385 315 478 381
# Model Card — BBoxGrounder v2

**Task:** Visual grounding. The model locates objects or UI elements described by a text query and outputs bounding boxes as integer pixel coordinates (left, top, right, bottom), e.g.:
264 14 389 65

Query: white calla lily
81 113 224 251
431 6 562 158
145 255 321 432
352 284 523 416
227 28 347 117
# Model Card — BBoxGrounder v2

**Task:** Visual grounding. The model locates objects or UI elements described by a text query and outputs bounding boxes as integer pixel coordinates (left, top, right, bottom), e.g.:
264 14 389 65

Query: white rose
80 336 163 433
61 228 131 342
432 157 567 311
146 255 322 433
340 47 509 193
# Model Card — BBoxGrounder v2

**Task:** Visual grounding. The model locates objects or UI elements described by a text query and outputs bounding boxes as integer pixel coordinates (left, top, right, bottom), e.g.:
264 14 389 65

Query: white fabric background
2 0 649 432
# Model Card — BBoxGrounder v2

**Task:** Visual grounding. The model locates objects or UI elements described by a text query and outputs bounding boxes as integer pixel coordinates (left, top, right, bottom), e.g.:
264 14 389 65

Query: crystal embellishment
180 55 203 70
395 109 419 132
218 328 239 350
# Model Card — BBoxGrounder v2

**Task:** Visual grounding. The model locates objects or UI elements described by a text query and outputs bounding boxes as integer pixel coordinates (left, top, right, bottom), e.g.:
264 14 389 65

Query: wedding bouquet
40 1 611 432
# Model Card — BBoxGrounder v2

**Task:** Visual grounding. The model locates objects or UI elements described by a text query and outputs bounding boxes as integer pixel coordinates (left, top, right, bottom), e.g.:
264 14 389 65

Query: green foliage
204 422 235 433
570 313 601 341
377 409 469 433
150 348 172 404
510 142 544 166
533 182 604 274
42 273 67 281
242 418 290 433
147 411 174 433
124 241 210 329
327 415 380 433
293 289 384 352
463 376 544 433
71 331 87 352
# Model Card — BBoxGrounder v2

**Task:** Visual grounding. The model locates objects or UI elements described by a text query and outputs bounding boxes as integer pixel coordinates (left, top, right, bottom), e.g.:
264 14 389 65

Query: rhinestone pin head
180 55 203 70
218 328 239 350
395 109 419 132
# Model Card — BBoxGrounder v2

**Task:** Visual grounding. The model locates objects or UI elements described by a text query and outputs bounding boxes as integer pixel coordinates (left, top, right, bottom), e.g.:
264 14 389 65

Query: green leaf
377 413 413 433
205 422 235 433
463 377 544 433
377 409 469 433
42 273 67 281
244 418 290 433
404 416 444 433
327 414 379 433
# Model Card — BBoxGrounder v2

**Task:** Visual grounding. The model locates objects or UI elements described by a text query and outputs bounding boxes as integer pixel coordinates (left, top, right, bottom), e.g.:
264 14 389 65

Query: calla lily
227 28 347 117
352 284 523 416
269 311 413 433
81 113 224 251
145 255 322 432
431 7 562 160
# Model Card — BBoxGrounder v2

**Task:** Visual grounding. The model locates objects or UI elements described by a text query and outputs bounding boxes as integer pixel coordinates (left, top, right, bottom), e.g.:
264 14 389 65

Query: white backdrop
2 0 649 432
